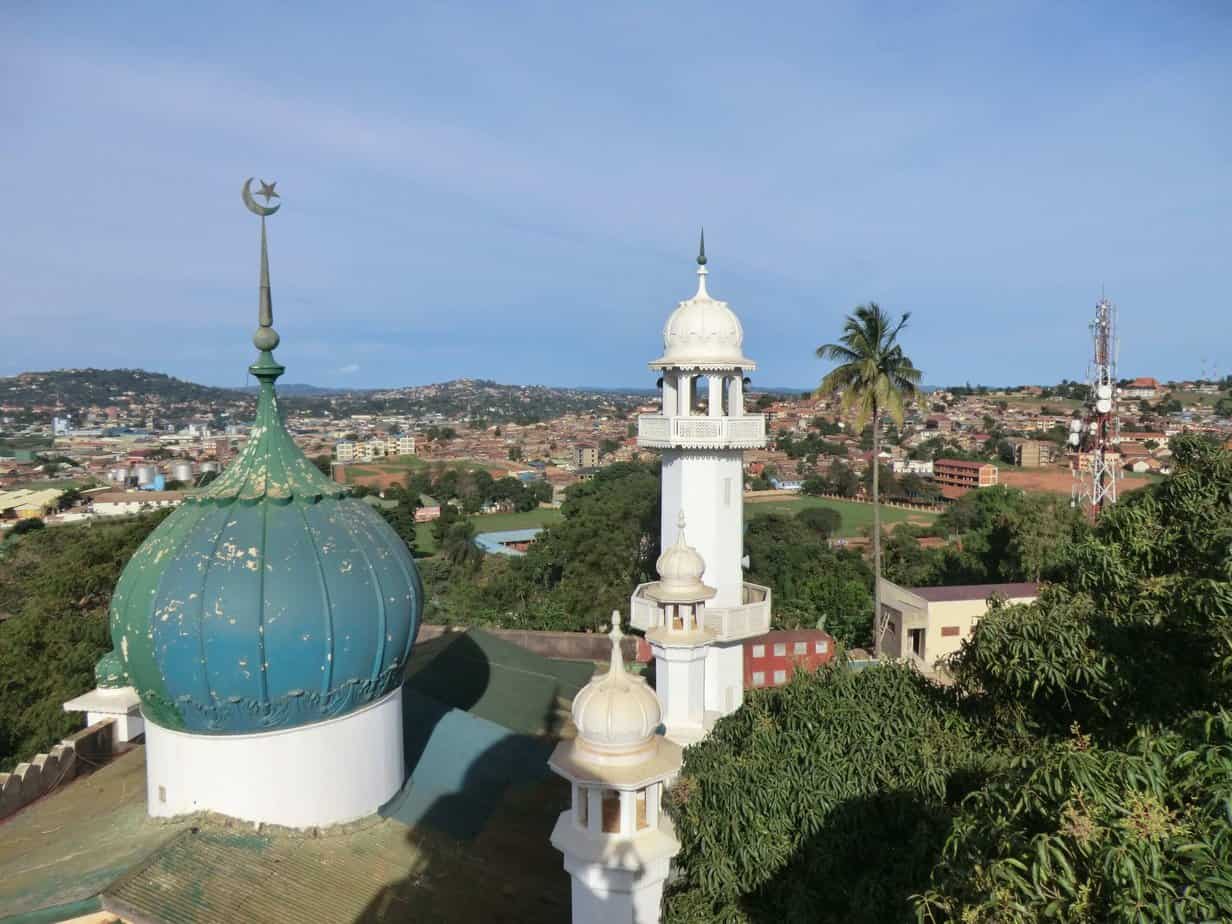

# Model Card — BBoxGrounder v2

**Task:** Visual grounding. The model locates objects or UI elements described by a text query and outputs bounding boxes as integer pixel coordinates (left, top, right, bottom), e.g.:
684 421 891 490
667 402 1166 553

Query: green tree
665 435 1232 922
664 662 980 923
816 304 922 655
796 506 842 539
0 511 170 770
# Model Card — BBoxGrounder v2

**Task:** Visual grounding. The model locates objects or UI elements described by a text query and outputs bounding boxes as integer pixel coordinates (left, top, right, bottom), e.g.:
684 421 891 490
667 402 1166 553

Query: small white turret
549 613 682 924
644 514 718 745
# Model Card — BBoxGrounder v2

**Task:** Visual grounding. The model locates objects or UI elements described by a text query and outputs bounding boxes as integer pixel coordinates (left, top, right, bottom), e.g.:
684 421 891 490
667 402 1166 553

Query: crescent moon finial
243 176 281 355
242 177 281 217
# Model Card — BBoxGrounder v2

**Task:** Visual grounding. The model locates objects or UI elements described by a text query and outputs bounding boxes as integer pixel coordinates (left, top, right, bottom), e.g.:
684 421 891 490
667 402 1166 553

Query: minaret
644 514 717 745
549 613 682 924
631 236 770 719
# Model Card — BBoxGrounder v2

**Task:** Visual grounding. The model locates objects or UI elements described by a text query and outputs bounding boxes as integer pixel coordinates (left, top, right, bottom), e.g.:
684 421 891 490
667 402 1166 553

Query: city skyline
3 1 1228 389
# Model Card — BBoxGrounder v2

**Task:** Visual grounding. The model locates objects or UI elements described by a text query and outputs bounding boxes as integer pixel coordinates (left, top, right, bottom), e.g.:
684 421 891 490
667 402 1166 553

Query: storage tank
200 461 221 474
170 461 194 483
135 464 158 486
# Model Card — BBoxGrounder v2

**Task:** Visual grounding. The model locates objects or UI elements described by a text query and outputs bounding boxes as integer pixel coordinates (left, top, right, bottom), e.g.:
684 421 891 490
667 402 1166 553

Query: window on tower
601 789 621 833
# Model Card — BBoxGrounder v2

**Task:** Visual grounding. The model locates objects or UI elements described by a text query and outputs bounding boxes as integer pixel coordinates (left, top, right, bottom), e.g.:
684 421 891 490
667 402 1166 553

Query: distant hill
0 370 647 423
238 383 354 397
0 369 246 410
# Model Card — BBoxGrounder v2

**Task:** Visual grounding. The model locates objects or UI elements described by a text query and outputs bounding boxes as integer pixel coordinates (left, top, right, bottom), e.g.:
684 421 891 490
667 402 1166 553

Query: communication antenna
1070 294 1120 521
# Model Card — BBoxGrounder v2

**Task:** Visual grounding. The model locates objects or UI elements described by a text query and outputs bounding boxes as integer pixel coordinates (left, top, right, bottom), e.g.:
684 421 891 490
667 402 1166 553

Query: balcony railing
637 414 766 449
629 581 772 641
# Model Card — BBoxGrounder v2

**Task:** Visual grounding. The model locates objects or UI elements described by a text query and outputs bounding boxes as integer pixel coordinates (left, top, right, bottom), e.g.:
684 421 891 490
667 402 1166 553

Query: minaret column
731 374 744 416
707 375 723 418
662 375 677 417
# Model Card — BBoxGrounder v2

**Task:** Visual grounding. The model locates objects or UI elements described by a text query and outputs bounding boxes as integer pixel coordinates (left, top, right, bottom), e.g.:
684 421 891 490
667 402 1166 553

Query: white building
335 439 356 462
387 434 416 456
631 239 771 719
549 613 682 924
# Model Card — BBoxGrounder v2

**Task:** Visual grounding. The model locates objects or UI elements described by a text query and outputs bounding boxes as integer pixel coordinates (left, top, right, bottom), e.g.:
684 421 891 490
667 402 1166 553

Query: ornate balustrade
636 414 766 449
629 581 771 641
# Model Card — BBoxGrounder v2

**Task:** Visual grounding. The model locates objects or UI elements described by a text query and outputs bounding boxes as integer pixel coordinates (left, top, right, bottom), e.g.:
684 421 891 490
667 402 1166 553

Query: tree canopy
665 435 1232 922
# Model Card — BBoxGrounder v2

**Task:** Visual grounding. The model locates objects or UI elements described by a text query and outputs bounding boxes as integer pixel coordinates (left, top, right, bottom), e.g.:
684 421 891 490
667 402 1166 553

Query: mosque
2 183 770 924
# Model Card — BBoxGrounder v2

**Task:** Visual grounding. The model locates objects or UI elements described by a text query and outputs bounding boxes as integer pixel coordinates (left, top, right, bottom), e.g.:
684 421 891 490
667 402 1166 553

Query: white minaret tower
631 234 771 719
644 513 718 745
549 613 683 924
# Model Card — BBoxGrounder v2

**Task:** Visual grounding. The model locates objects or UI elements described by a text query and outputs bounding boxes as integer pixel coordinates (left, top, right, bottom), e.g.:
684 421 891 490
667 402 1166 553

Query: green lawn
414 506 564 556
345 457 511 480
744 495 937 537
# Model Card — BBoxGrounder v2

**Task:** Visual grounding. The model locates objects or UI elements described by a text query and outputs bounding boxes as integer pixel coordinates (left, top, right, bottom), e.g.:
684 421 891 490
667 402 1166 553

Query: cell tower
1069 296 1120 520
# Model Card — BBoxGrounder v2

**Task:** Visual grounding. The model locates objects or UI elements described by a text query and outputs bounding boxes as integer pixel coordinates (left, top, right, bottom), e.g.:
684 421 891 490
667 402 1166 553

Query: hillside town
2 370 1229 530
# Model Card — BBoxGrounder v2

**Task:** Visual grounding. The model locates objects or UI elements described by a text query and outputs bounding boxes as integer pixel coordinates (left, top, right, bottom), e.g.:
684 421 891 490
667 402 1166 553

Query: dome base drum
145 687 404 829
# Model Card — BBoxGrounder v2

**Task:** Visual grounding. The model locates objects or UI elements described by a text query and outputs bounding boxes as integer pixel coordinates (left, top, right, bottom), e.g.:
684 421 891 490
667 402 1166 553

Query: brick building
742 629 836 689
933 458 998 498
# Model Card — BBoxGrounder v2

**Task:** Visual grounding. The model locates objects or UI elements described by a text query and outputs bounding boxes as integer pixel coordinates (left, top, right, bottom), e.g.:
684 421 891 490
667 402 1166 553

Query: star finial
257 180 279 203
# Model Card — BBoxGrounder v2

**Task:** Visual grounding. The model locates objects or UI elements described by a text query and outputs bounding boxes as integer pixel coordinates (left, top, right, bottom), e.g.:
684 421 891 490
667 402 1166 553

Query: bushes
0 511 168 770
665 662 982 923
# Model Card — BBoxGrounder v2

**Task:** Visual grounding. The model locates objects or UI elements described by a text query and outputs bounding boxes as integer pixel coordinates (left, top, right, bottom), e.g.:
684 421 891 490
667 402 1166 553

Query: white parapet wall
144 687 404 829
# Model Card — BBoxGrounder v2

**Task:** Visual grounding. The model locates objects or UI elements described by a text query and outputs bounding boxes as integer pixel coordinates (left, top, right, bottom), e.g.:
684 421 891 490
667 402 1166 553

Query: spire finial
676 509 687 542
607 611 626 680
693 230 709 298
242 178 283 367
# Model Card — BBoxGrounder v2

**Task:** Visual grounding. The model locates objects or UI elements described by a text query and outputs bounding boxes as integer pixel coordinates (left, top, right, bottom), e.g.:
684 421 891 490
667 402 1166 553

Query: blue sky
2 1 1228 390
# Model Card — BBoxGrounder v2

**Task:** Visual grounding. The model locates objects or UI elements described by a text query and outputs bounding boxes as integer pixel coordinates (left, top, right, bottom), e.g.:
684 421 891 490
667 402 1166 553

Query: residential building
572 444 599 469
90 491 185 517
1120 377 1160 400
386 434 416 456
0 488 62 520
877 579 1039 671
335 440 356 462
933 458 998 497
1014 439 1054 468
891 458 933 475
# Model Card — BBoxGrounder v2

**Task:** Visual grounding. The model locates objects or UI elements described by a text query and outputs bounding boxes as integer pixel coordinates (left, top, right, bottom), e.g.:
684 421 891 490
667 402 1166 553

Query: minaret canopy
650 238 756 371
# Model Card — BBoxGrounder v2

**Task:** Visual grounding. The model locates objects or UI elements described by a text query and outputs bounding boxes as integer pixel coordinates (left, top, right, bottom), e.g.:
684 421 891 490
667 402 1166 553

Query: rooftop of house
907 582 1040 603
933 458 995 471
0 629 595 924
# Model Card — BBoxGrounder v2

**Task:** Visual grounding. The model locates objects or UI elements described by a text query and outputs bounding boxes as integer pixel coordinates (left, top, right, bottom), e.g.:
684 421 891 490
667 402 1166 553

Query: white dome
651 261 755 370
649 513 716 604
572 613 662 760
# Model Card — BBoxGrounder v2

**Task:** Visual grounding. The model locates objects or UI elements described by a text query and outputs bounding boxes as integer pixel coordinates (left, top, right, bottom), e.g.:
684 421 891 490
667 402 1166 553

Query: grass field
740 495 936 537
414 506 564 556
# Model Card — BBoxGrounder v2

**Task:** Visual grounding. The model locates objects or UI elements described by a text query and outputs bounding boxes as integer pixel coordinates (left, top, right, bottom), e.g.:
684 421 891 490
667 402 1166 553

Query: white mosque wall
705 641 746 717
563 853 674 924
650 641 708 744
659 450 744 608
144 687 404 829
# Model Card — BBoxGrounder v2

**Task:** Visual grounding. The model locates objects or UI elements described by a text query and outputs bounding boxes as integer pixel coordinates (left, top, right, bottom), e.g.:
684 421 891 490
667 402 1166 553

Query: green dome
106 354 422 734
99 195 422 734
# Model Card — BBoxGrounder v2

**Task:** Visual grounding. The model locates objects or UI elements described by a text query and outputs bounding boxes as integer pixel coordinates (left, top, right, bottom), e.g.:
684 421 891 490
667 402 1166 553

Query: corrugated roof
908 582 1039 602
104 813 570 924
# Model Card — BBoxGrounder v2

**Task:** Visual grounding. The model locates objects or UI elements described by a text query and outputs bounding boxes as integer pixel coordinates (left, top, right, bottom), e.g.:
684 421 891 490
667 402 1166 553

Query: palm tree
816 303 921 657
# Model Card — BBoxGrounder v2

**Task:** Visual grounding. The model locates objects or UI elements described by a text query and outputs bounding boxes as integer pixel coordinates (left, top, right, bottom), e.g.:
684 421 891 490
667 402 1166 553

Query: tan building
877 579 1039 671
1014 440 1054 468
572 444 599 469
